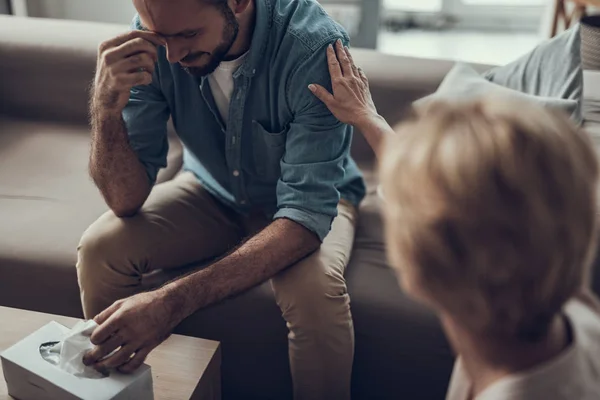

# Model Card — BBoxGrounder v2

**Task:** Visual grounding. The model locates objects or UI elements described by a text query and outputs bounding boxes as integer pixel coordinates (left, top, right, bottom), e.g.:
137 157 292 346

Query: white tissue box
1 321 154 400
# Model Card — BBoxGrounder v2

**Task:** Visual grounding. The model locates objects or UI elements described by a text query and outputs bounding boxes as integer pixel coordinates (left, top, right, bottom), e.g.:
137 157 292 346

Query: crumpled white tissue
41 320 105 379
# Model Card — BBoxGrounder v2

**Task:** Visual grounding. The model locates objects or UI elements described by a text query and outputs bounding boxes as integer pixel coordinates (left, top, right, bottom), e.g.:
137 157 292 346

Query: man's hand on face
92 30 166 115
82 289 183 375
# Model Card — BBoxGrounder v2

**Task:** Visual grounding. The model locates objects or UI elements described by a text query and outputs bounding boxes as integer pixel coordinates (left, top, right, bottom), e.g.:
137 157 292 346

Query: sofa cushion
484 25 583 123
416 63 579 119
0 16 126 124
0 117 182 316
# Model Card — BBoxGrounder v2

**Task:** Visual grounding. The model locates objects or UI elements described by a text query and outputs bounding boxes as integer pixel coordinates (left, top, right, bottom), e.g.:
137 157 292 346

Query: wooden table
0 306 221 400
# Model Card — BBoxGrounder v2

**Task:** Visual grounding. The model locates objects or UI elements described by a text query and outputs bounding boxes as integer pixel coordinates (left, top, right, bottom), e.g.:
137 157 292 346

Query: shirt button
233 170 240 177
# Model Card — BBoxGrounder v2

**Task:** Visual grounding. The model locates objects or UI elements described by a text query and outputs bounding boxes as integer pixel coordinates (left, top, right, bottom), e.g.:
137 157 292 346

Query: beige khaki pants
77 172 358 400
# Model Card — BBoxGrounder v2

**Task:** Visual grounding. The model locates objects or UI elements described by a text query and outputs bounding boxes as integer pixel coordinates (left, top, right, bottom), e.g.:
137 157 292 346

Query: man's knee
77 211 150 281
77 212 152 298
77 211 151 317
272 253 350 330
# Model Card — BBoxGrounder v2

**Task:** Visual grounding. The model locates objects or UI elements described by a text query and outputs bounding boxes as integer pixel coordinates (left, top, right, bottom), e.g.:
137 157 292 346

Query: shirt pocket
252 120 287 181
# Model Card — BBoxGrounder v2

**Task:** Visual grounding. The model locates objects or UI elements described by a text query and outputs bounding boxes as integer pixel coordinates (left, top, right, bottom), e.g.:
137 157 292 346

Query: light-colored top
446 299 600 400
208 53 248 125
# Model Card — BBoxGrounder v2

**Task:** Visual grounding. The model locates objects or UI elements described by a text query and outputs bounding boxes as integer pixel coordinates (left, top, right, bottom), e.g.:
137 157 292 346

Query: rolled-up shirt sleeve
274 38 352 241
122 79 170 185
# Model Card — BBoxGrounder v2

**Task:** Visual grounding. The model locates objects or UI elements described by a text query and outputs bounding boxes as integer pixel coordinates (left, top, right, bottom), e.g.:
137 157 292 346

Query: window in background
383 0 546 30
379 0 544 66
450 0 546 30
0 0 9 14
378 30 541 65
7 0 27 16
462 0 544 4
383 0 442 12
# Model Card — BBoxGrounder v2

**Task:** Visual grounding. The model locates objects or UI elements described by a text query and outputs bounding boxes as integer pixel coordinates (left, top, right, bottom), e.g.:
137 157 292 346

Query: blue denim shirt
123 0 366 241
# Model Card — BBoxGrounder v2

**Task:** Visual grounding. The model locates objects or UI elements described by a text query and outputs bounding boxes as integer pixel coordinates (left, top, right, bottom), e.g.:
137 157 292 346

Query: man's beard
183 7 239 77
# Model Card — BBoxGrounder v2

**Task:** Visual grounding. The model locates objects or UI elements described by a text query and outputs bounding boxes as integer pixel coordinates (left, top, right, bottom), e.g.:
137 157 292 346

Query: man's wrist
90 95 124 122
93 106 123 122
158 283 193 323
90 105 127 139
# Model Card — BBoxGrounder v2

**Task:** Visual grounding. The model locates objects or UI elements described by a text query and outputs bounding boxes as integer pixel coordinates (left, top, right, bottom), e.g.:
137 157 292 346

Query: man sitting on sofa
77 0 365 398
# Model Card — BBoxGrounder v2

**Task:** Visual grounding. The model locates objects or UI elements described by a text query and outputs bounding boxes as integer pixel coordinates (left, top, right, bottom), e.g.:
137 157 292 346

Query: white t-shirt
207 52 248 125
446 299 600 400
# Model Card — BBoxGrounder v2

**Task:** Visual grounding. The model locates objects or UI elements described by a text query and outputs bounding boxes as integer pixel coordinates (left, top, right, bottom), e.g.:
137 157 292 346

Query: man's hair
380 98 599 342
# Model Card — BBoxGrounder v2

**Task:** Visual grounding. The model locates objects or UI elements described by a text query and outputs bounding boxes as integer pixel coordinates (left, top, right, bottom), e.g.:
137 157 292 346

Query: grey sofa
1 15 599 400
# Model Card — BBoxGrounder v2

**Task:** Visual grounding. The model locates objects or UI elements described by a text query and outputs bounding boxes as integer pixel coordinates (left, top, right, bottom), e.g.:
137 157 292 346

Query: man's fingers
335 39 352 77
93 301 120 326
106 38 158 64
112 52 156 75
100 30 165 52
308 84 335 105
118 347 152 374
120 38 159 60
111 71 153 89
95 344 137 370
83 332 124 365
125 71 154 87
326 43 342 81
91 312 122 345
131 30 166 47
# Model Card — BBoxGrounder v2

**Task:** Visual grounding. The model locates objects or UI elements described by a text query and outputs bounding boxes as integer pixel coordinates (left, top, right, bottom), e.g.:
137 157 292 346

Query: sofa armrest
0 16 127 124
349 48 493 163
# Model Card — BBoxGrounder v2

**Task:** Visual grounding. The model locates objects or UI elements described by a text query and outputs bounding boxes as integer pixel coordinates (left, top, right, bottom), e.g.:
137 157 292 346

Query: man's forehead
134 0 209 36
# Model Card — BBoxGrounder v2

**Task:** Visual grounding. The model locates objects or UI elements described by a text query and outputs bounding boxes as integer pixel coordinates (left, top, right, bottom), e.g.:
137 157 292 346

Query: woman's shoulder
564 296 600 385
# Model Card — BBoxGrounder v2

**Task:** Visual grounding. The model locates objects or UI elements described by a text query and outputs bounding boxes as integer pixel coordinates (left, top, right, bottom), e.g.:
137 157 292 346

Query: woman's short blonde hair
380 97 599 342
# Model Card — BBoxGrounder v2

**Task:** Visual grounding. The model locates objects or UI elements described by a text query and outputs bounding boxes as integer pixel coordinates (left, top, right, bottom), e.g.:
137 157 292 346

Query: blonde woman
311 41 600 399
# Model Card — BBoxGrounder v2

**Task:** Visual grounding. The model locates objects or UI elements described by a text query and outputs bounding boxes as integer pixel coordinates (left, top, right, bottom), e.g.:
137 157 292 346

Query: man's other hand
82 289 183 374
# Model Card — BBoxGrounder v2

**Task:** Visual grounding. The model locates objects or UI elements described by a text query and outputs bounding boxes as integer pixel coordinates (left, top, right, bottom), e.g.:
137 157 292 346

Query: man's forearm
162 218 321 319
90 109 151 217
